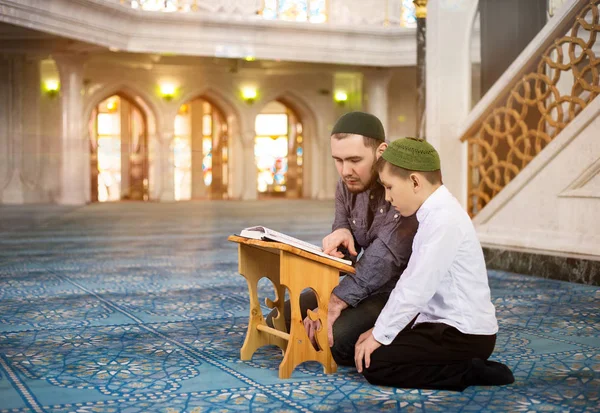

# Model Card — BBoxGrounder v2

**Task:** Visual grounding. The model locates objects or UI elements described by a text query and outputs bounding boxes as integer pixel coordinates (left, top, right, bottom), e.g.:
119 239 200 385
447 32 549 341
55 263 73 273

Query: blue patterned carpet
0 201 598 412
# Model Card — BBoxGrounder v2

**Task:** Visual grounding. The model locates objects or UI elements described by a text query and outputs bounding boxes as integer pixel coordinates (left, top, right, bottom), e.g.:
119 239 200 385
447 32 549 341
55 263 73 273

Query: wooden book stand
228 235 355 378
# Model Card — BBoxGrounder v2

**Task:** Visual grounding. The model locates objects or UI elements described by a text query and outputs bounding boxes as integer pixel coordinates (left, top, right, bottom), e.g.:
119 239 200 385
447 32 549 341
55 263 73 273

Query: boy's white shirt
373 185 499 345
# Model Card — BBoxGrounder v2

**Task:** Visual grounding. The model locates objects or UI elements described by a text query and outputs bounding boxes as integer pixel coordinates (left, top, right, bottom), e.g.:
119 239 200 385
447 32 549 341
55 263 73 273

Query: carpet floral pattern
0 201 598 412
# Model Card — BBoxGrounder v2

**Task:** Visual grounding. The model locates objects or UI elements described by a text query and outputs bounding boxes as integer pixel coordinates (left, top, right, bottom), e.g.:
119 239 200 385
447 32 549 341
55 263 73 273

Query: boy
354 137 514 391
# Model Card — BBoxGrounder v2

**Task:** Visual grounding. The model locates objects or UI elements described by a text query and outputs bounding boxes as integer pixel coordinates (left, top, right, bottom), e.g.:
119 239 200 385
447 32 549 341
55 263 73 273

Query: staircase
460 0 599 216
458 0 600 284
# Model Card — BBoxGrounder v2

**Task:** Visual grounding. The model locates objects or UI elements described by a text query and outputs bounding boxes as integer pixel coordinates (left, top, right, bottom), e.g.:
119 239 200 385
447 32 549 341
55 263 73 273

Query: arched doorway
254 100 304 198
89 94 148 202
173 98 229 200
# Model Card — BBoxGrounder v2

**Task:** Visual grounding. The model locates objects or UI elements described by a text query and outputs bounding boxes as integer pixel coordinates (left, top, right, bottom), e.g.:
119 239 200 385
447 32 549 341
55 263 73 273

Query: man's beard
344 163 378 194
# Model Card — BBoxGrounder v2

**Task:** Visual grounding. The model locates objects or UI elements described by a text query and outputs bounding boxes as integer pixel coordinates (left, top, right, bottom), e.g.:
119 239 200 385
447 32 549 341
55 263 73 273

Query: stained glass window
97 113 119 135
97 135 121 202
202 114 212 136
262 0 327 23
96 96 121 202
309 0 327 23
279 0 307 22
401 0 417 27
255 103 290 194
173 136 192 200
263 0 278 19
255 114 288 136
174 106 192 201
131 0 185 12
255 135 288 193
173 100 227 199
202 136 213 187
296 140 303 166
131 0 179 12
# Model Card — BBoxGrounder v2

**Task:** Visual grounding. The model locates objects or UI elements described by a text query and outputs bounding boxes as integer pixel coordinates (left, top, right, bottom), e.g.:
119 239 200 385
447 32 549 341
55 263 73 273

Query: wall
1 52 420 204
387 67 418 141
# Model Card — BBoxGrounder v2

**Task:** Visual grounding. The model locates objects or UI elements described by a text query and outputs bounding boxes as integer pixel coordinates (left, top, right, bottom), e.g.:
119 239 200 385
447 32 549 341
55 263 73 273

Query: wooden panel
278 251 340 378
228 235 355 274
238 244 288 359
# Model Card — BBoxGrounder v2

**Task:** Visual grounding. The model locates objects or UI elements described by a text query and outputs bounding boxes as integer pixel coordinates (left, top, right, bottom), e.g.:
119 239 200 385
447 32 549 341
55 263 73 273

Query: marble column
414 0 427 138
0 56 24 204
364 70 392 136
21 57 43 202
0 57 9 201
159 126 175 201
0 55 44 204
426 0 478 206
241 129 257 200
55 54 86 205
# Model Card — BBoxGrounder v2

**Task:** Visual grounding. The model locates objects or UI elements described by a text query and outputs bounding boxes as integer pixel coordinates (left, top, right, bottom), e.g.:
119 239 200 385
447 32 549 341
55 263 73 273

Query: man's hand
354 328 381 373
322 228 357 258
303 309 321 349
326 293 348 347
303 294 349 349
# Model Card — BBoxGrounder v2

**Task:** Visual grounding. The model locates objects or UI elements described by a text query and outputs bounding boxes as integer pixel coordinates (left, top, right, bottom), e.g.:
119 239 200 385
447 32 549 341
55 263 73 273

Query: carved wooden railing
460 0 599 216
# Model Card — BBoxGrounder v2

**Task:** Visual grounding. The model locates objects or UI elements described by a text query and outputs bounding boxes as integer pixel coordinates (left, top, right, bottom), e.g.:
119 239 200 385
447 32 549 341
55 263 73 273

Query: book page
238 226 352 266
262 228 322 253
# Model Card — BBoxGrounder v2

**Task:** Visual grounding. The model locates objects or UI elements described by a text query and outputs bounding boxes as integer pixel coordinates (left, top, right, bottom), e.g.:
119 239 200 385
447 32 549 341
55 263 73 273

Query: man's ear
375 142 388 159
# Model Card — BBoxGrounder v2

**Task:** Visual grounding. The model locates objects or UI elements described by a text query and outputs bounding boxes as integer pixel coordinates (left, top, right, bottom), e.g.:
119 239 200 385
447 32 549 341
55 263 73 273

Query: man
266 111 418 366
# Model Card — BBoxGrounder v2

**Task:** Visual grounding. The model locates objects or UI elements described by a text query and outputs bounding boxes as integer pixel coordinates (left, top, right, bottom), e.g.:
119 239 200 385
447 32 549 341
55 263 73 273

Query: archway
173 97 229 200
89 94 148 202
254 100 304 198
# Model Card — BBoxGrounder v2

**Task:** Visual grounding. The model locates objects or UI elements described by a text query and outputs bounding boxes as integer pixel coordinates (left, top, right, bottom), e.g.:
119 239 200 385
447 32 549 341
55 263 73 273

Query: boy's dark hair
331 133 383 151
376 157 443 185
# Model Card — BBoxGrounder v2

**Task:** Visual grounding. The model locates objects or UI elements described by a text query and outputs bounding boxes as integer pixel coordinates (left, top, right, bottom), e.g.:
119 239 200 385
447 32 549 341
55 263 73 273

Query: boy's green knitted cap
382 137 441 171
331 111 385 141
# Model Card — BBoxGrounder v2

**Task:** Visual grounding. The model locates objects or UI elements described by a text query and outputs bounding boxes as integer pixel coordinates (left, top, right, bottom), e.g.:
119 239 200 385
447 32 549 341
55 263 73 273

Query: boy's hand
322 228 357 258
354 328 381 373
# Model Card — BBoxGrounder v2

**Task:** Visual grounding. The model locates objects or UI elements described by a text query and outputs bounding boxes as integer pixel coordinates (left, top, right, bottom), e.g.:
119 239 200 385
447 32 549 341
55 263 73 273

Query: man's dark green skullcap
331 111 385 141
382 137 441 171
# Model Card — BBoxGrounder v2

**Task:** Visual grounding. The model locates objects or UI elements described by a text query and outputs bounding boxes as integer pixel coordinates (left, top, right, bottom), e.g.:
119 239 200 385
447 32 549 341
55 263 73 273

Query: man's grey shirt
332 178 418 307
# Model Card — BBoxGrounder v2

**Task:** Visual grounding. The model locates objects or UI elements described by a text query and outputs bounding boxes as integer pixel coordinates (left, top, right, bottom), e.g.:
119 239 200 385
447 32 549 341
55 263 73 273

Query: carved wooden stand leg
278 252 339 378
238 245 288 360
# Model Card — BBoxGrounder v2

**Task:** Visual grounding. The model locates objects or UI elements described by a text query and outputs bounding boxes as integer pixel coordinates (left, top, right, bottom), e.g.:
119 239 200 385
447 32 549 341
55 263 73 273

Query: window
131 0 179 12
255 113 289 193
173 105 192 201
96 96 121 202
262 0 327 23
401 0 417 27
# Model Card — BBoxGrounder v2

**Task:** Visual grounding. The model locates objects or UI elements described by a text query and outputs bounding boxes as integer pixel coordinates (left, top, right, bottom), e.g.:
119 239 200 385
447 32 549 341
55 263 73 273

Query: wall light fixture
241 86 258 104
43 79 60 98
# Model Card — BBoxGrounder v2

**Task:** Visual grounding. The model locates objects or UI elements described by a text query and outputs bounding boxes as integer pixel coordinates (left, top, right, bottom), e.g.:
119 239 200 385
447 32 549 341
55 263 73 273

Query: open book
239 226 353 266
